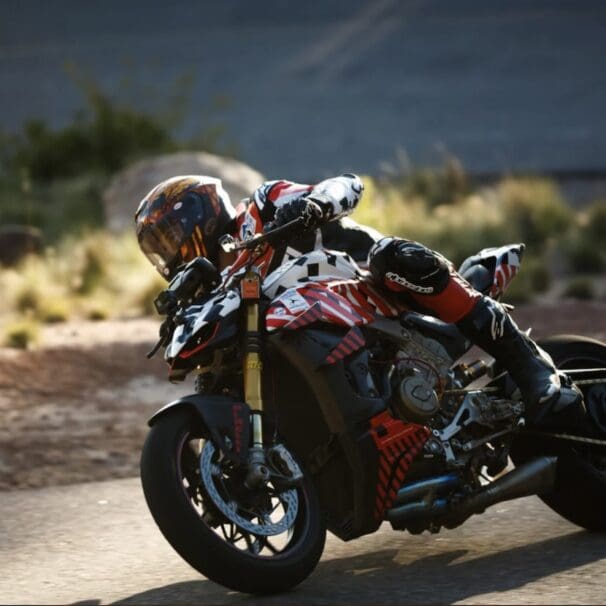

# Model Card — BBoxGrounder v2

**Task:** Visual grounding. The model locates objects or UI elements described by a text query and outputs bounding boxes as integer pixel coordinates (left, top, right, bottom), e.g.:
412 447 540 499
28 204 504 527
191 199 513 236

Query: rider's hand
273 197 324 229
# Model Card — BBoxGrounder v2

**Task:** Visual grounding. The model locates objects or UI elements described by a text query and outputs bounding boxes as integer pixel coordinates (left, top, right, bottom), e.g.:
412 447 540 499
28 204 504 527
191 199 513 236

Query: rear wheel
512 335 606 532
140 410 326 594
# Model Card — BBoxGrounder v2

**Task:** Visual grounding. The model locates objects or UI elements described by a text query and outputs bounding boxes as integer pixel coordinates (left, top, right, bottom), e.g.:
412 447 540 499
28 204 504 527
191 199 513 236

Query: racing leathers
234 173 581 423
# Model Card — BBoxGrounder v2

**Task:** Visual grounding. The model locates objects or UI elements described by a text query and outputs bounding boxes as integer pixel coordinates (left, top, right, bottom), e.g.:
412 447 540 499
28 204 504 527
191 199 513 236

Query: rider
135 174 581 426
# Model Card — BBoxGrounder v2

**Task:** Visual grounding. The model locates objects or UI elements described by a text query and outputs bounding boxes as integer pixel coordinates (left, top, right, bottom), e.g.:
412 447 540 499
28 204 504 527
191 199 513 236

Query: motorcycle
140 217 606 594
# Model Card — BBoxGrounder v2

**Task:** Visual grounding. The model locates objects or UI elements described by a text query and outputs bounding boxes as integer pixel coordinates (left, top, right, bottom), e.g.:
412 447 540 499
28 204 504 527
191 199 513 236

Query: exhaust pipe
386 473 459 526
457 455 557 516
392 473 460 507
386 456 557 529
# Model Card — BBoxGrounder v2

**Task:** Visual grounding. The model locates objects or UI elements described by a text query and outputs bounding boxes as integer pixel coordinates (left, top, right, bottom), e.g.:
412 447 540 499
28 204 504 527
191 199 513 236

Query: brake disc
199 441 298 536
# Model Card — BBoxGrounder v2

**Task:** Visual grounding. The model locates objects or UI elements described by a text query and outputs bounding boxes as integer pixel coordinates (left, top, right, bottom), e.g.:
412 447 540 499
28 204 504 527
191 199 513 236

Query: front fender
148 394 251 465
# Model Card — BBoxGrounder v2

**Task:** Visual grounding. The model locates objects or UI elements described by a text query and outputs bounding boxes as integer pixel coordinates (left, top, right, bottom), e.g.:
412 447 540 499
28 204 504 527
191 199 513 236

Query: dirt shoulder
1 303 605 491
0 319 190 490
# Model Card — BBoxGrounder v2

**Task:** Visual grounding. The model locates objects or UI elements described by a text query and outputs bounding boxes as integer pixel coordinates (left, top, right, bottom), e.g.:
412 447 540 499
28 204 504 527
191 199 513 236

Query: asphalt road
1 477 605 604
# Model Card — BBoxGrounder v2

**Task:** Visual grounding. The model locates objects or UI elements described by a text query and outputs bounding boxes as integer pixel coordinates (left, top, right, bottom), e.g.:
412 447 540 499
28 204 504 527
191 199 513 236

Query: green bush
526 259 552 294
497 178 573 252
40 299 70 324
563 277 596 300
0 174 105 242
8 78 177 182
4 320 39 349
501 270 535 304
584 200 606 244
76 245 107 295
15 285 42 314
0 71 237 241
566 239 605 273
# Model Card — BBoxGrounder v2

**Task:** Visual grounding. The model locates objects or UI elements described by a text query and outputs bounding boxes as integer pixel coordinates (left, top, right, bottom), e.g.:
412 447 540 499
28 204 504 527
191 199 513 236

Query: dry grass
3 319 40 349
0 231 165 344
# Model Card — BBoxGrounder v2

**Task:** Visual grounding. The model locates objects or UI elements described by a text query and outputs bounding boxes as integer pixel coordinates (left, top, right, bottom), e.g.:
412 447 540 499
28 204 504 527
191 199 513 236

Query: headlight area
168 314 239 383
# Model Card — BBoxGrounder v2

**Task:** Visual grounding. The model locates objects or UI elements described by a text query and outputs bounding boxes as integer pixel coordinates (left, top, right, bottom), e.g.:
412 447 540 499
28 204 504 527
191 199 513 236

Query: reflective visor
137 216 187 277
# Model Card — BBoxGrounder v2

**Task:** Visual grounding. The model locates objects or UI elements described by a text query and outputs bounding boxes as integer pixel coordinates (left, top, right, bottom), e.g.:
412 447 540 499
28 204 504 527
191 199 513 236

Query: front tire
140 410 326 594
512 335 606 532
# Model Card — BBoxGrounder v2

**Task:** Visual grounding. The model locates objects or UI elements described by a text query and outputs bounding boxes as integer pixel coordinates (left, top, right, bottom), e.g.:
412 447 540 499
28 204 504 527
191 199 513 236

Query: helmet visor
137 216 187 278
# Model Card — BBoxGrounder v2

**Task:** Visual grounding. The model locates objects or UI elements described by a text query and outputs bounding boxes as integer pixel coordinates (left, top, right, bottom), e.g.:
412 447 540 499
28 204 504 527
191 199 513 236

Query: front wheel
512 335 606 532
140 410 326 594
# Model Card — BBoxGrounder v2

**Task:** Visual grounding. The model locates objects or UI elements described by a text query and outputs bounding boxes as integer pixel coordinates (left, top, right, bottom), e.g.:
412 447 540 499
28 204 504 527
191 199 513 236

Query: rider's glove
273 196 327 229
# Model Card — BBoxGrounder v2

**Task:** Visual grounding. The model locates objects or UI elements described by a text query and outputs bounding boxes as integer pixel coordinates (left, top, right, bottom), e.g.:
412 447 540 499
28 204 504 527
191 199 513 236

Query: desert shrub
353 181 509 266
563 277 596 300
501 269 535 304
566 239 605 273
0 70 236 243
76 245 107 295
379 153 469 208
85 304 111 321
4 320 39 349
0 172 106 242
0 230 164 324
15 285 42 314
10 90 175 182
39 298 70 324
528 263 552 293
497 178 573 252
131 273 168 316
565 200 606 273
583 200 606 244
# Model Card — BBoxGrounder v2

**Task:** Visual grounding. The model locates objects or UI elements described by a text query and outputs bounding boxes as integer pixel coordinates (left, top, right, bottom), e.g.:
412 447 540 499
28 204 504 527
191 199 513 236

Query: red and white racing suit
233 173 481 324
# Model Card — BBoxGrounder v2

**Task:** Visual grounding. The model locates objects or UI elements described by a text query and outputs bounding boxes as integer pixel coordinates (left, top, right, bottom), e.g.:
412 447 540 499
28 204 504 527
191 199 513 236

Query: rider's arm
253 174 364 224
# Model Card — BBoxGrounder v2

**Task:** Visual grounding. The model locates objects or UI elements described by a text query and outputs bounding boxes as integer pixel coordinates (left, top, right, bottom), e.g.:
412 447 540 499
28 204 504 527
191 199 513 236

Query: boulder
102 152 266 232
0 225 43 266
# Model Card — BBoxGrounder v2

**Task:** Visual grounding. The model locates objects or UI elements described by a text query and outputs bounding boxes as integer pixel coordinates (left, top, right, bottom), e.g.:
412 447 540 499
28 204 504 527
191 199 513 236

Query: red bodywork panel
266 278 405 332
369 411 431 520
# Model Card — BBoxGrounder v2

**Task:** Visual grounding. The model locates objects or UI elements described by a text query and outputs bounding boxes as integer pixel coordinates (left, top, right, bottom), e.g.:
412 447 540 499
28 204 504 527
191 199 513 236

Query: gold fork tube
243 301 264 447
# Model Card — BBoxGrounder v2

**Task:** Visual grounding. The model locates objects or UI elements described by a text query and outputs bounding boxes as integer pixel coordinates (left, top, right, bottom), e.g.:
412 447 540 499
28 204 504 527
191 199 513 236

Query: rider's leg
456 297 582 424
368 237 582 423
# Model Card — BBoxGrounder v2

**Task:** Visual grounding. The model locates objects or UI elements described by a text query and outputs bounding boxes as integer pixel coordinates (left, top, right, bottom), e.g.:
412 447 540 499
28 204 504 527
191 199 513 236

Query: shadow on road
109 530 606 605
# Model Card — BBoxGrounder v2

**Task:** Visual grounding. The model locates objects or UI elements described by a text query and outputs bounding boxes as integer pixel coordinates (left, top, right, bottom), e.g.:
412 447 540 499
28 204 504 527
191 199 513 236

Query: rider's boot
456 297 586 430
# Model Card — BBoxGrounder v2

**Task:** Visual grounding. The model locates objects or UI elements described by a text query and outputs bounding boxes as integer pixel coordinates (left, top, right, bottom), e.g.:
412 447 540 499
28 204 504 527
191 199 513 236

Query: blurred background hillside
0 0 605 347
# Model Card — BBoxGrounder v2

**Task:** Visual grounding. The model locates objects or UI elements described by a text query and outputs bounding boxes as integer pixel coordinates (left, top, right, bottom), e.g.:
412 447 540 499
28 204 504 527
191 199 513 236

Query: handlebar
220 216 308 254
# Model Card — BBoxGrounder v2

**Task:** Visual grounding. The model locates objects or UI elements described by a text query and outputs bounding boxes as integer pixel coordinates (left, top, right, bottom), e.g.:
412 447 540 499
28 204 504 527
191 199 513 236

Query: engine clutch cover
395 375 440 422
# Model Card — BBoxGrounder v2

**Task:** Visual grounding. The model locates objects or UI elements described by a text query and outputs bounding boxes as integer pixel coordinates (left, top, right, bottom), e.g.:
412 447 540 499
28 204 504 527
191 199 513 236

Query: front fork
241 268 270 487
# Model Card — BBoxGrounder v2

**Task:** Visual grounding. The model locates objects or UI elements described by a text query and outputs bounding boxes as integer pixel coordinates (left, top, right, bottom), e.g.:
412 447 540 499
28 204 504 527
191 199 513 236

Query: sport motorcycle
140 217 606 594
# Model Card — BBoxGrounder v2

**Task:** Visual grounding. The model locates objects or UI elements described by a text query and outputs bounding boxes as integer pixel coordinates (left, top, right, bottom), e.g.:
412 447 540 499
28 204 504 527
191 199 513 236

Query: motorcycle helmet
135 175 236 279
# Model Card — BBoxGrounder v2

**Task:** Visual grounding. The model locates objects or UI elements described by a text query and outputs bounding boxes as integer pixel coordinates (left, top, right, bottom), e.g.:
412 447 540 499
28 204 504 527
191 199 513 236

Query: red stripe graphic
369 411 431 520
304 288 360 324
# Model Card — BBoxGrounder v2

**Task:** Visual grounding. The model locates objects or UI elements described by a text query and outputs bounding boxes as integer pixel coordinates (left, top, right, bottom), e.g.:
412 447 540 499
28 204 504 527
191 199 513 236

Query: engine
388 327 454 425
376 325 524 475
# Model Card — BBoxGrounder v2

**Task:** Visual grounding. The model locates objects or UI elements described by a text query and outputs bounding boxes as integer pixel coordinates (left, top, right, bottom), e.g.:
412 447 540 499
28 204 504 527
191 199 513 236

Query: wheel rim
176 431 310 558
200 441 299 536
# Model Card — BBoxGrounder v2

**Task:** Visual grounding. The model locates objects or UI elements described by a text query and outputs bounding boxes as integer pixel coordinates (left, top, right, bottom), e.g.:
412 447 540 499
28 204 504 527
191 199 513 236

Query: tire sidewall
140 409 326 594
512 335 606 532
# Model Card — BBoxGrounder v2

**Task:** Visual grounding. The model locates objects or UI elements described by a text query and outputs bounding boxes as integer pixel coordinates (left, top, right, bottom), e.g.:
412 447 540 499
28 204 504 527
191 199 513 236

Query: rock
0 225 43 266
102 151 266 232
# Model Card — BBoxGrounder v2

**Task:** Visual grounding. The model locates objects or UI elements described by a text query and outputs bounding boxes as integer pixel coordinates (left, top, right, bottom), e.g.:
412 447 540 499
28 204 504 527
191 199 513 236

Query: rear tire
140 409 326 594
512 335 606 532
